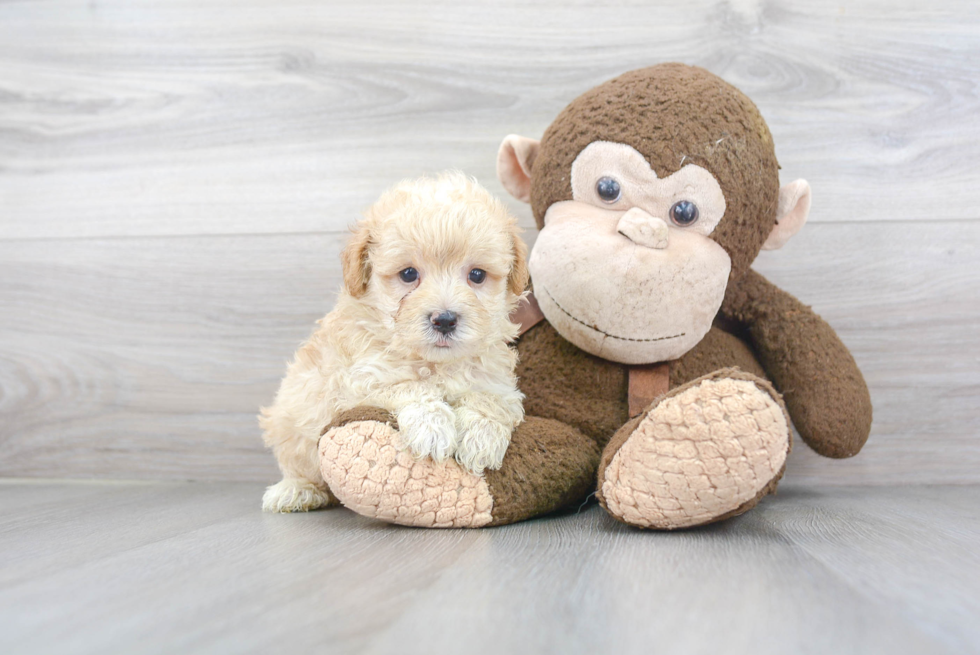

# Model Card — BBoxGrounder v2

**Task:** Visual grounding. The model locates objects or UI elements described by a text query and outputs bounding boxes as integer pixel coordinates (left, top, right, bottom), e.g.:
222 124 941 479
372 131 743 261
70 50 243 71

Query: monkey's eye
596 177 622 203
670 200 699 226
468 268 487 284
398 267 419 283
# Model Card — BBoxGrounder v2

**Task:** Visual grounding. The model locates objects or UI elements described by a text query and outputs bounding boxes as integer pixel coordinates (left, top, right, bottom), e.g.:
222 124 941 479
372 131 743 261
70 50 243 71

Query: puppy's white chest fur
334 347 519 413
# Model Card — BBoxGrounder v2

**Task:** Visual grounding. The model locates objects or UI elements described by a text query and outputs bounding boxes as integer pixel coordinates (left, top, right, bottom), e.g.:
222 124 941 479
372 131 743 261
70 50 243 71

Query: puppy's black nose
431 311 458 335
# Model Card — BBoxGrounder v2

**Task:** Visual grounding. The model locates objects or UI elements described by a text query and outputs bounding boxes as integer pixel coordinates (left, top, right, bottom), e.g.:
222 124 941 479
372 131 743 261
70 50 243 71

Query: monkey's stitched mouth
542 287 684 343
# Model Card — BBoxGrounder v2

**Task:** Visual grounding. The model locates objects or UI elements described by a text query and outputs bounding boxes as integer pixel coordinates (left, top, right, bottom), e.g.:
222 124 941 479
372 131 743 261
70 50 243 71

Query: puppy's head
342 172 528 362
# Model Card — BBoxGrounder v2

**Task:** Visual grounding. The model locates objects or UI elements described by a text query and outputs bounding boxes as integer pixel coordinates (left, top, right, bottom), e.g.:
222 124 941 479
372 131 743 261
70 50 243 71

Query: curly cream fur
260 172 528 512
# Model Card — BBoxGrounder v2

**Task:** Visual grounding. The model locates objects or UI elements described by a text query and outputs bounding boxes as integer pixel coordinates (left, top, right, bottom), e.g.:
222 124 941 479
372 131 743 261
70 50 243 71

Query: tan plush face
342 173 528 363
530 143 731 364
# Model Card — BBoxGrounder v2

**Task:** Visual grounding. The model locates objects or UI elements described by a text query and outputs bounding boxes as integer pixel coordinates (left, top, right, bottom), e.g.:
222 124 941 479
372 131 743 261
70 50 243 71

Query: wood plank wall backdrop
1 0 978 485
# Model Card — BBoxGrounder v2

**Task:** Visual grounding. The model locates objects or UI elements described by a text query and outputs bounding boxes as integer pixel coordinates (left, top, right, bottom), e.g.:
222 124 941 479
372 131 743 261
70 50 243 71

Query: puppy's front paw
455 412 512 474
396 401 457 462
262 478 336 513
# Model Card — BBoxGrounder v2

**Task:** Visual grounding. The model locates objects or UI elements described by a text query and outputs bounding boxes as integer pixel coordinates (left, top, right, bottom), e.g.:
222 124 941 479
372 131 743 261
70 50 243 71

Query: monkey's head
497 63 811 364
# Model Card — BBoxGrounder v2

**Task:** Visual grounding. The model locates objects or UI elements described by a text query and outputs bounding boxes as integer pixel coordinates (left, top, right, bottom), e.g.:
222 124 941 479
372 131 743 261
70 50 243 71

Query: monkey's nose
617 207 669 249
431 311 458 335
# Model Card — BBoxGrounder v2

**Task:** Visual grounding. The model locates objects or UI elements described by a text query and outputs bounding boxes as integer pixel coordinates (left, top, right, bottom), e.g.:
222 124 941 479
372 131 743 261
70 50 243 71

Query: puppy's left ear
508 231 530 296
341 223 372 297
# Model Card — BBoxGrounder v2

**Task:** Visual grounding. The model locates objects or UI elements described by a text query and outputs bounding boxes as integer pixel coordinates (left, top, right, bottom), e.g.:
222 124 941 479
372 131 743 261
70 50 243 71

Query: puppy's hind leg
263 478 337 513
260 405 339 513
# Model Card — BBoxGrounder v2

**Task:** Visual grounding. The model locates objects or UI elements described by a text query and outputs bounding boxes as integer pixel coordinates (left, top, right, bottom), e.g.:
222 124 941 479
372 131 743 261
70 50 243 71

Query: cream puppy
260 172 529 513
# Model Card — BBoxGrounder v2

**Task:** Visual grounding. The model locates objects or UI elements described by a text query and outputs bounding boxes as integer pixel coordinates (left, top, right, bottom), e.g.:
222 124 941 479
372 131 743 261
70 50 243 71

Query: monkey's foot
320 408 600 528
597 369 790 530
319 408 493 528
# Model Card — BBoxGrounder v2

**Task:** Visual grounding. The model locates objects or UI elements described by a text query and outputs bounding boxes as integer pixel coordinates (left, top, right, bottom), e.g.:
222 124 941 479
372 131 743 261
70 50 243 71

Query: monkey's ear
763 179 811 250
508 230 530 296
341 223 372 297
497 135 540 204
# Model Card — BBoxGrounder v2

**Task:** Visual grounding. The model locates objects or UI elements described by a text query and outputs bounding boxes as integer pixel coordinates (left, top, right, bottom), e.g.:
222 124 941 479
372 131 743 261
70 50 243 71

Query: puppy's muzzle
430 311 458 335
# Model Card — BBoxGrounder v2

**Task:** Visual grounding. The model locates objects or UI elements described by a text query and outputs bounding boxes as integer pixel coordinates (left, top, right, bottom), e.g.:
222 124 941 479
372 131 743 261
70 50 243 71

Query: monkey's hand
722 269 872 458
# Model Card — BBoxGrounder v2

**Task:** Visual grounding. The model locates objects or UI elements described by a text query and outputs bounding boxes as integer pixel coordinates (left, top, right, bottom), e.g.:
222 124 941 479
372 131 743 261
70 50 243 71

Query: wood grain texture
1 1 978 483
0 480 978 654
1 0 979 241
0 222 976 483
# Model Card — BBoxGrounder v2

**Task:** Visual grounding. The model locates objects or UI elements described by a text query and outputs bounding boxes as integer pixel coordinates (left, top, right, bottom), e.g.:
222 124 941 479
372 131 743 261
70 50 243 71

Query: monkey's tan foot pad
319 420 493 528
597 371 790 530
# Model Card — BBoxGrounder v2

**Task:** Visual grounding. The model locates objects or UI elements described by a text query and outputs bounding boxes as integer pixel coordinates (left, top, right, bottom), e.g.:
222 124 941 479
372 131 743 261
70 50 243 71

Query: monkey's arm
721 269 872 458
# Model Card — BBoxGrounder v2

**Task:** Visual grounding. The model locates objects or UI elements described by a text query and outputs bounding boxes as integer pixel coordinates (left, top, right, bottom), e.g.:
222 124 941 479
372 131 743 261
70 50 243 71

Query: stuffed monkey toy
318 63 872 529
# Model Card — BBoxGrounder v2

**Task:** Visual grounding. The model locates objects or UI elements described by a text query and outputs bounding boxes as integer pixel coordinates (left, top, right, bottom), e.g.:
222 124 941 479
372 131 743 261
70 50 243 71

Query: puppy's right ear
497 135 540 204
341 223 372 298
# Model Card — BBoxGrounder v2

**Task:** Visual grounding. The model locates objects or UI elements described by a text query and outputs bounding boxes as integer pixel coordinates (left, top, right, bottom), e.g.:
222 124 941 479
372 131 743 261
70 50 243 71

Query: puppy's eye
468 268 487 284
596 177 621 203
670 200 699 226
398 267 419 283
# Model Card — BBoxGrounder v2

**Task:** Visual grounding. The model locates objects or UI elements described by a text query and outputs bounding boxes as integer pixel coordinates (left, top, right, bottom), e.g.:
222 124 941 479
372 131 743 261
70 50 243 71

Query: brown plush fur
670 325 767 385
321 406 399 435
484 417 600 526
515 320 629 445
722 270 872 458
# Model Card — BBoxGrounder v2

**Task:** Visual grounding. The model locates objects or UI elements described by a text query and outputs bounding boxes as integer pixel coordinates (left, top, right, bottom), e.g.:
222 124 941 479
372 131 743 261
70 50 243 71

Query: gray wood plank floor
1 480 977 655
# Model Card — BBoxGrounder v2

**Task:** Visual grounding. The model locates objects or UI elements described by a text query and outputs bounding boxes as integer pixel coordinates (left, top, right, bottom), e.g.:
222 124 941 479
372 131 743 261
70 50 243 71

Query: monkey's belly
669 325 767 387
516 321 766 447
516 321 629 446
